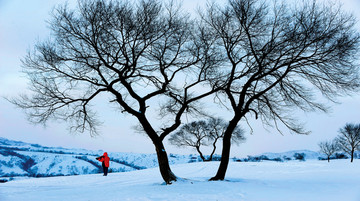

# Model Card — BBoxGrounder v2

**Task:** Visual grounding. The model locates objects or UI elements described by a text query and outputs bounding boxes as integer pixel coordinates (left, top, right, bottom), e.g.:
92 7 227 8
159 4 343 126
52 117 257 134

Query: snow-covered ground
1 160 359 201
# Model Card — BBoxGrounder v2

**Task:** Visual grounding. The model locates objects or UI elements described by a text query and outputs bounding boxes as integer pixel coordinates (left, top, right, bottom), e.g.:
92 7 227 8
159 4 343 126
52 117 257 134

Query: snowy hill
1 160 359 201
0 137 191 180
1 137 357 182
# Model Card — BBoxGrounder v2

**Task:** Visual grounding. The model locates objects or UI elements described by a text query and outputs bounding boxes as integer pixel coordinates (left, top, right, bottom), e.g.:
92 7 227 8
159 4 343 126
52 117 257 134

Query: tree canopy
168 118 245 161
337 123 360 162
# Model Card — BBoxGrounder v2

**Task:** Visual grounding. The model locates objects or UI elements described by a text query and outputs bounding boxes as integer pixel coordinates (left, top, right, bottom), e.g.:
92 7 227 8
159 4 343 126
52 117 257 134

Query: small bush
0 179 7 183
233 157 242 162
189 156 199 163
243 155 270 162
272 157 283 162
211 155 222 161
293 153 306 161
334 153 348 159
283 156 292 161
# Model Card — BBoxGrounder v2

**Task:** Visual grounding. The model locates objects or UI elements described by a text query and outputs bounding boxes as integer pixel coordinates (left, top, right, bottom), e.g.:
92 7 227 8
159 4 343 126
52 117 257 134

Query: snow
0 154 28 176
0 136 193 177
1 160 359 201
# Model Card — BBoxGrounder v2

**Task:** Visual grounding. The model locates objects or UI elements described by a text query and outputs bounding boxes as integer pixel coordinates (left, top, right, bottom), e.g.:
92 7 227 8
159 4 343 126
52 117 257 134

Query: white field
0 160 359 201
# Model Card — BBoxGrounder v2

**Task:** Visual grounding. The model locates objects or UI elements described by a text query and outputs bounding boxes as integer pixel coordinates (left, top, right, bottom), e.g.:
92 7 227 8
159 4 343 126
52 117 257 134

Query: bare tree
9 0 220 184
200 0 360 180
318 140 338 162
168 118 245 161
168 120 209 161
336 123 360 162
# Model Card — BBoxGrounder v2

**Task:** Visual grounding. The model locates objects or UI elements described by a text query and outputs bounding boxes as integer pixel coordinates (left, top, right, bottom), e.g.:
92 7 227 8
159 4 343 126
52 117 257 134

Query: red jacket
97 152 110 167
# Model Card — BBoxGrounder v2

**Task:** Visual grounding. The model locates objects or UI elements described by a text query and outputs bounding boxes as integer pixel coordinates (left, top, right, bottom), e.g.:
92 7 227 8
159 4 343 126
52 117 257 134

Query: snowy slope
0 149 191 178
0 150 139 178
0 138 193 178
0 137 106 155
0 160 359 201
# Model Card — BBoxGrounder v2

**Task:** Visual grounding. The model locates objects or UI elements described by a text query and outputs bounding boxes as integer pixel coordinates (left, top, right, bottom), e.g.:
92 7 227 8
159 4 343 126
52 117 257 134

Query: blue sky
1 0 360 157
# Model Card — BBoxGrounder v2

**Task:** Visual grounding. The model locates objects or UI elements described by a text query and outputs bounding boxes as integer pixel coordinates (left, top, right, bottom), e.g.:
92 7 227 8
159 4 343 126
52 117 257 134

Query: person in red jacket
96 152 110 176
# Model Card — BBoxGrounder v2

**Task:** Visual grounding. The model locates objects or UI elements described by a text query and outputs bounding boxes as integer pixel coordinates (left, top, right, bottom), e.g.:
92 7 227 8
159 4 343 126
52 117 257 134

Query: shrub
283 156 292 161
293 153 306 161
243 155 270 162
334 153 348 159
272 157 283 162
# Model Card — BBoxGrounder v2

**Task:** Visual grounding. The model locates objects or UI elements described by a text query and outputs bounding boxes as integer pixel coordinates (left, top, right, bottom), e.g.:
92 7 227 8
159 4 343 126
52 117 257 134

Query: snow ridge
0 137 191 179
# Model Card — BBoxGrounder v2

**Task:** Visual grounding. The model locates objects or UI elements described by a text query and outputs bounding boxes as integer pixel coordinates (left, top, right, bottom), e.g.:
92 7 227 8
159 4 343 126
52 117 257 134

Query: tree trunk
209 117 239 181
351 149 354 163
327 156 330 162
155 140 177 184
196 146 206 161
208 138 218 162
137 115 177 184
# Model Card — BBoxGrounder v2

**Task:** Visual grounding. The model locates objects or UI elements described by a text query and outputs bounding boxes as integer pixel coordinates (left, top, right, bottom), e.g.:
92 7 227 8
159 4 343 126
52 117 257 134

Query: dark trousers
102 163 108 176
